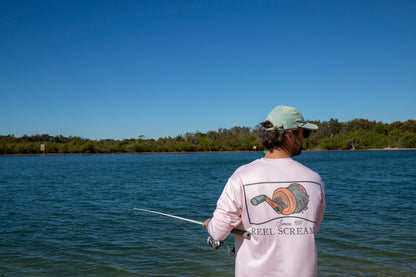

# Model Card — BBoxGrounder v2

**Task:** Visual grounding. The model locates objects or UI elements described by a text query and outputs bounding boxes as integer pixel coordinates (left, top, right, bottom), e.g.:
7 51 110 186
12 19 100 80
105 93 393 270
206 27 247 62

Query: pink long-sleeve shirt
208 157 326 277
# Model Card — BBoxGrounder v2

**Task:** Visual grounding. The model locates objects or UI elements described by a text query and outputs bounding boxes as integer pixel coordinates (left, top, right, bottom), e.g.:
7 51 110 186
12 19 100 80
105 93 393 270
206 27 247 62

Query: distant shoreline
2 148 415 156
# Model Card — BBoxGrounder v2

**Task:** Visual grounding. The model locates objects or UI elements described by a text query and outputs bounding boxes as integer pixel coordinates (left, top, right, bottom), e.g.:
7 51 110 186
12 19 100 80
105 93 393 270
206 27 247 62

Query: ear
285 133 294 144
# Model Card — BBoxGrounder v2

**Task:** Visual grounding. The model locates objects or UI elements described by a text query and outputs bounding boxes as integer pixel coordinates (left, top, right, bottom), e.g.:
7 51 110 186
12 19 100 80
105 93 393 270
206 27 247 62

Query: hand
202 218 212 228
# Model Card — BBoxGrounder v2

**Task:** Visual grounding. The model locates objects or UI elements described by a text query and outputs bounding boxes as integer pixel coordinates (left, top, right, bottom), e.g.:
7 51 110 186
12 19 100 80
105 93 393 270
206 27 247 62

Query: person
203 105 326 277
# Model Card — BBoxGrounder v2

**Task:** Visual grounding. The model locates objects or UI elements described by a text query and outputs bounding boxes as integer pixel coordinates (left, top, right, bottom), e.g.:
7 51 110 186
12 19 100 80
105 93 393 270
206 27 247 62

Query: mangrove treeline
1 118 416 155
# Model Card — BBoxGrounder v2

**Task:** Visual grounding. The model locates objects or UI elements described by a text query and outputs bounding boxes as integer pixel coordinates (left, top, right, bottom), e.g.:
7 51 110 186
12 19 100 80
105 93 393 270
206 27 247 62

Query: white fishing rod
133 208 251 250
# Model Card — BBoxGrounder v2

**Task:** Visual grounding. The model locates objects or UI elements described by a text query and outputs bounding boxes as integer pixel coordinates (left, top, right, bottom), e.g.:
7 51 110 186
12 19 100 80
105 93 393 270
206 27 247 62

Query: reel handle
231 228 251 239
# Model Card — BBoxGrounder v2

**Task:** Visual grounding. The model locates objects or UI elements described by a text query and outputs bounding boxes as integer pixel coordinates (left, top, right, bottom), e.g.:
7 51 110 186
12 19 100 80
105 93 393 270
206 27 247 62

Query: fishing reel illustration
250 183 309 215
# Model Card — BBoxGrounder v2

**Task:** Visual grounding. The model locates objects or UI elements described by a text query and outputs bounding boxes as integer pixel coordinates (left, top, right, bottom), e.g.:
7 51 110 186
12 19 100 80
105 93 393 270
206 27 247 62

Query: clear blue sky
1 0 415 140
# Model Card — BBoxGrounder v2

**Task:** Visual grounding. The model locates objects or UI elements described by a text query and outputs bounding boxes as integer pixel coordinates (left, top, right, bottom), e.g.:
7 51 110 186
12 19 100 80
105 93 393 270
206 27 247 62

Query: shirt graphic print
243 181 323 226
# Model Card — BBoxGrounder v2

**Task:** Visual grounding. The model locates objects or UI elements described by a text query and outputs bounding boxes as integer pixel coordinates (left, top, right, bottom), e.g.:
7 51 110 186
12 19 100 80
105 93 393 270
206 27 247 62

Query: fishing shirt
207 157 326 277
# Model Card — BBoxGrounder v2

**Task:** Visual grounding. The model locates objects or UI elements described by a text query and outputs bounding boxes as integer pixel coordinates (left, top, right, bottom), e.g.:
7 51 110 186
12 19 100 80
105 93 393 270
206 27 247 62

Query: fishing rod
133 208 251 250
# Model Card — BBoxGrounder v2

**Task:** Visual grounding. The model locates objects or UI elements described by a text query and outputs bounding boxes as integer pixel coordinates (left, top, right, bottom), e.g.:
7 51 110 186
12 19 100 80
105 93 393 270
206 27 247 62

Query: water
1 151 415 276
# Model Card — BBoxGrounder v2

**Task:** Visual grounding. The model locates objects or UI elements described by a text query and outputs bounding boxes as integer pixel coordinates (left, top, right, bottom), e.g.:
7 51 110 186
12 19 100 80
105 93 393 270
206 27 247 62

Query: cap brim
299 122 318 130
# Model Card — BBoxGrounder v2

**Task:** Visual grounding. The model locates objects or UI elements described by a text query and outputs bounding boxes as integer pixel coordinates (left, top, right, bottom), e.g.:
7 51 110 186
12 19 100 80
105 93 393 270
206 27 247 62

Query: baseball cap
265 105 318 131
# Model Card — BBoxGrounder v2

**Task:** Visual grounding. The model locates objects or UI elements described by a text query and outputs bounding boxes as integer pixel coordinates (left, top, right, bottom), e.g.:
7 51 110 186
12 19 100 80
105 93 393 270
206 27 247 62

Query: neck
264 148 292 159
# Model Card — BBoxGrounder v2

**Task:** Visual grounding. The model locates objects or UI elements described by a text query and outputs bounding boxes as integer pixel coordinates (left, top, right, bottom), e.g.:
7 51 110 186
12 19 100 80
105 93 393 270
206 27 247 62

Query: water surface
1 151 415 276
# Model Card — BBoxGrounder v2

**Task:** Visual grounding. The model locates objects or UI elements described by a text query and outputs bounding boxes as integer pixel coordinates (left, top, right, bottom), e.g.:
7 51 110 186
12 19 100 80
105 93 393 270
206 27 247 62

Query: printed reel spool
251 184 309 215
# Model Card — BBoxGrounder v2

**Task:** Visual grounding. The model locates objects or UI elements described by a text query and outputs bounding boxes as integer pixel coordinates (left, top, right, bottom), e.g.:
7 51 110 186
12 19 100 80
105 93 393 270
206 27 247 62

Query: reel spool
251 183 309 215
207 236 222 249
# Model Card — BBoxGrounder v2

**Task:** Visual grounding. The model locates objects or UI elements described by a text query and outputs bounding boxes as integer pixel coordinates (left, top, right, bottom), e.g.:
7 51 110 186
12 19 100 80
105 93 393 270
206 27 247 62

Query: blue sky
1 0 415 140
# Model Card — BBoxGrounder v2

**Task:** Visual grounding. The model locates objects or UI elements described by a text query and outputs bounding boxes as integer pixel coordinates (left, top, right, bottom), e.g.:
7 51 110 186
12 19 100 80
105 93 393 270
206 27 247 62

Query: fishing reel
207 236 234 254
206 236 222 249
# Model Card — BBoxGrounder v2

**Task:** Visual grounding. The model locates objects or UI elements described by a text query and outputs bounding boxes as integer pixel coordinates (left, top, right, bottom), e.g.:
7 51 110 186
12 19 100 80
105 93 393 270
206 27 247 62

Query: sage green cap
265 105 318 131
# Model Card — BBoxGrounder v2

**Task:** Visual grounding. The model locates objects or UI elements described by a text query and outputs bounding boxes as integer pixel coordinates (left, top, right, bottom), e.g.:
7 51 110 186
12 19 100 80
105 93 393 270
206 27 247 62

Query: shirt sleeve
315 196 326 233
315 177 326 233
207 173 243 241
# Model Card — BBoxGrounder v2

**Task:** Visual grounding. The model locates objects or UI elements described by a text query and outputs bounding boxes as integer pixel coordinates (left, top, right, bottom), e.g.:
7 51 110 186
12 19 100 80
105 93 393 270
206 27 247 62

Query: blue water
1 151 415 276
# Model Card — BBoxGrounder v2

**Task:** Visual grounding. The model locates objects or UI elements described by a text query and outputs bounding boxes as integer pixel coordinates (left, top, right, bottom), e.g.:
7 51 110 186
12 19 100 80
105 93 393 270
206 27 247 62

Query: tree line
1 119 415 155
